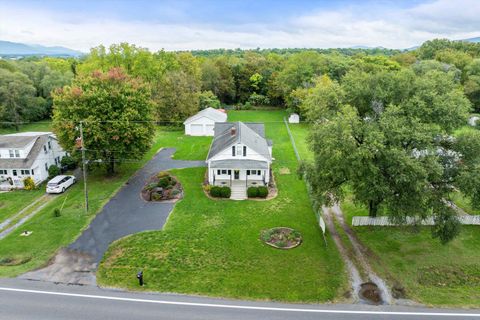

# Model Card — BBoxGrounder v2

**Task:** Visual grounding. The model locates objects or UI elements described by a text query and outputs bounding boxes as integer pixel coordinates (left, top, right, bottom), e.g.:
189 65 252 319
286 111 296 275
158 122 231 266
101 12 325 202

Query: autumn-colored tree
52 68 155 175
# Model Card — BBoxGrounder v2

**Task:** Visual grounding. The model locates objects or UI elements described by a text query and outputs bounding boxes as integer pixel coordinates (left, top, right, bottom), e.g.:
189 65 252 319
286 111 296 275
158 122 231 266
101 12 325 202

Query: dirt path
330 204 393 304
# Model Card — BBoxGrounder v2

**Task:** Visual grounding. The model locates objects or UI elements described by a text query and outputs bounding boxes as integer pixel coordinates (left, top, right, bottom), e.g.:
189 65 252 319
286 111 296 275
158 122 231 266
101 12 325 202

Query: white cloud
0 0 479 52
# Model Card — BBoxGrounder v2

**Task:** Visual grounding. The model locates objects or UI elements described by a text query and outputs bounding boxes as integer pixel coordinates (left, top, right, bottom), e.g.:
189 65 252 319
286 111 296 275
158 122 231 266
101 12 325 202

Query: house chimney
230 126 237 136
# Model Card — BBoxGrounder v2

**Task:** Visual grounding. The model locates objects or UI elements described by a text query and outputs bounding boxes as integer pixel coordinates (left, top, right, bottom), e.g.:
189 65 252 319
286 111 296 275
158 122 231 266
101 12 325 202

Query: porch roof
210 159 268 169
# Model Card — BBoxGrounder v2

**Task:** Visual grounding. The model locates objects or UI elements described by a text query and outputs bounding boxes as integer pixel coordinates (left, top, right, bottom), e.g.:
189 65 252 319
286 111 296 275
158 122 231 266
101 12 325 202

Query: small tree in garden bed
23 177 36 190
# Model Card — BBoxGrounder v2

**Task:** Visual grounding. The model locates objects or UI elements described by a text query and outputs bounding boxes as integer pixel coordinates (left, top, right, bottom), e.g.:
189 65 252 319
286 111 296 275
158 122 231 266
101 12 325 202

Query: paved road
0 279 479 320
20 148 205 284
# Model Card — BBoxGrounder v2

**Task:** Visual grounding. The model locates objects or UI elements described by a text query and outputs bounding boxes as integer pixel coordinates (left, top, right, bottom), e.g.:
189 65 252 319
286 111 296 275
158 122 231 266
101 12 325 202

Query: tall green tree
301 68 473 244
52 68 155 175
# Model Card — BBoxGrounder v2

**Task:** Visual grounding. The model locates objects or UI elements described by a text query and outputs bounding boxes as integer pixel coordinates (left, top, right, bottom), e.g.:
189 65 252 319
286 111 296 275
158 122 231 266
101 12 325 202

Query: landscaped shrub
53 208 61 217
210 186 222 197
220 186 231 198
23 177 36 190
247 187 258 198
158 176 173 188
48 165 61 179
171 189 181 196
157 171 170 179
258 186 268 198
145 182 158 191
60 155 78 170
151 192 163 201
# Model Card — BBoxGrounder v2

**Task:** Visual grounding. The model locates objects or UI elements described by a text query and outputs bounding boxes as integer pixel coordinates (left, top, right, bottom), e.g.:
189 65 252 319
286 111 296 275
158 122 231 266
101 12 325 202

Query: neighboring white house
206 122 273 200
288 113 300 123
184 107 228 136
0 132 66 190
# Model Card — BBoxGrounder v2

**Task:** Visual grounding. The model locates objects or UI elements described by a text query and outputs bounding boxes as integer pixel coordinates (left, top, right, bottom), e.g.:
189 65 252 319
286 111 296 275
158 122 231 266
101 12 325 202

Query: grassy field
155 129 211 160
288 123 313 161
0 128 208 277
0 188 46 223
0 121 52 134
288 123 480 307
98 110 347 303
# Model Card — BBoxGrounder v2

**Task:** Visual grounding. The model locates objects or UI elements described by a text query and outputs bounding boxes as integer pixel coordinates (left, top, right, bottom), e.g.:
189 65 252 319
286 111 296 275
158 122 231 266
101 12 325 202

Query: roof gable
207 122 271 161
184 107 227 124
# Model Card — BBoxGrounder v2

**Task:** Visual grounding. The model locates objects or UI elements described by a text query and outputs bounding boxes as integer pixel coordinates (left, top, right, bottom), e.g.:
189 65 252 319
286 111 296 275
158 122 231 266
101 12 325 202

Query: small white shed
288 113 300 124
468 116 479 126
184 107 227 136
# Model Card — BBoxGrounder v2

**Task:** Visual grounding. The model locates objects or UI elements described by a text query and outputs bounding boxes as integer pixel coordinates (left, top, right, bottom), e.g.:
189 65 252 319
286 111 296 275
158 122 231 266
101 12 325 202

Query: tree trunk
368 200 379 217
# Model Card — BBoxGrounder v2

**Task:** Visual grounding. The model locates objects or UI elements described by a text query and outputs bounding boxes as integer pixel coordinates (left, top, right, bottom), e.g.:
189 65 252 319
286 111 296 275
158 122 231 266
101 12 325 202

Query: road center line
0 287 479 317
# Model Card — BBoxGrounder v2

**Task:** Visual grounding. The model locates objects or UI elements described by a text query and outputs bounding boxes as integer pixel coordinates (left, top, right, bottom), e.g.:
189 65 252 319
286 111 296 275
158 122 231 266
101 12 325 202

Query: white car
46 175 76 194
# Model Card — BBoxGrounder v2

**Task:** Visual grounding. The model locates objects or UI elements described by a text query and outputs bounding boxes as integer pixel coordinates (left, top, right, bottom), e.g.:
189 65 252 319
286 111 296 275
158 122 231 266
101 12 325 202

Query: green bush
210 186 222 197
23 177 36 190
220 186 231 198
53 208 61 217
48 165 61 179
247 187 258 198
258 186 268 198
60 155 78 169
151 192 163 201
158 176 172 188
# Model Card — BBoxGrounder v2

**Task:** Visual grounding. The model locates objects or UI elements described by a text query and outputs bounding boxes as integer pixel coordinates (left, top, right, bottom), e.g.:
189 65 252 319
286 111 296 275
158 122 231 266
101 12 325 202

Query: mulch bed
141 172 183 202
260 227 302 249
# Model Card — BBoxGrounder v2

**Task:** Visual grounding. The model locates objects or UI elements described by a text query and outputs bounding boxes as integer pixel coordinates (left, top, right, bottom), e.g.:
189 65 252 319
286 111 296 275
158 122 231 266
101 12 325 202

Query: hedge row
210 186 231 198
247 186 268 198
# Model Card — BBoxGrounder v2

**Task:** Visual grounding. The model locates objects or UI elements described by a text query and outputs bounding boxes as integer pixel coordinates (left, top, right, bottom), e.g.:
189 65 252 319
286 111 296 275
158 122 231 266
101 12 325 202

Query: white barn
0 132 67 190
184 107 227 136
288 113 300 123
206 122 273 200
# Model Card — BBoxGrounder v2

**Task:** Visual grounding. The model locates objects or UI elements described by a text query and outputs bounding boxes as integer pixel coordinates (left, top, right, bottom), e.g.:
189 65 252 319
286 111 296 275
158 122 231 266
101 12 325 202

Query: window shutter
247 170 250 175
232 146 235 156
243 146 246 156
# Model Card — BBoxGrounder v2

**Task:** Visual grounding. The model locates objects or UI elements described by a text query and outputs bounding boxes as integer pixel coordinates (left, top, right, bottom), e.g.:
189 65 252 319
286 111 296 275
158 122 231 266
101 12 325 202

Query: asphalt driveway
20 148 205 284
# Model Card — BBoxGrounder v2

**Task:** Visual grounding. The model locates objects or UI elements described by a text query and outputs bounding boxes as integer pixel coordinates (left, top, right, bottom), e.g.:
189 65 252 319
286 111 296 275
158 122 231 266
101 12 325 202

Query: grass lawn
288 123 313 161
341 201 480 307
0 128 208 276
0 188 46 223
155 129 211 160
0 121 52 134
97 110 347 303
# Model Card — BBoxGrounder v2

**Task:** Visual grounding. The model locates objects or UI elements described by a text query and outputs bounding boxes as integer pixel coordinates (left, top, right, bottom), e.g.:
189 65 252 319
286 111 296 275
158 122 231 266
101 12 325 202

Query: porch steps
230 182 247 200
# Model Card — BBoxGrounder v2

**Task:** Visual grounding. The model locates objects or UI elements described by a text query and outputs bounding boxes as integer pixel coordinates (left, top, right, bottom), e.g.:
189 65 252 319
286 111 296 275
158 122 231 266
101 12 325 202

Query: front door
234 170 240 179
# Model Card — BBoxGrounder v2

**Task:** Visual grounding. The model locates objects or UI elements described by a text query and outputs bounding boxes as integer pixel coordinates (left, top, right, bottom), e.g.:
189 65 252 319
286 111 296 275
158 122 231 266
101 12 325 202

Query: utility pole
79 121 88 214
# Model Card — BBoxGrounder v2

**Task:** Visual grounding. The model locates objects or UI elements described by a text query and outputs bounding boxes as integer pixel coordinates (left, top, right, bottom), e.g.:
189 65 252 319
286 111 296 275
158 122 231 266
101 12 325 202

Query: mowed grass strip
0 188 46 223
0 129 208 276
98 110 347 303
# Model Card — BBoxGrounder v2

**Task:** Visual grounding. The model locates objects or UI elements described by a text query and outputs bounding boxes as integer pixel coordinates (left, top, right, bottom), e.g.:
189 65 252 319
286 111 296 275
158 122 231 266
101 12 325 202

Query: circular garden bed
260 227 302 249
141 171 183 202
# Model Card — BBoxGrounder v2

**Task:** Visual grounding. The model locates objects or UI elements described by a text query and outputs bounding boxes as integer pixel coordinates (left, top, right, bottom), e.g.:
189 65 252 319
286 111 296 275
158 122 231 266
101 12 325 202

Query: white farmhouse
206 122 273 200
184 107 228 136
0 132 66 190
288 113 300 123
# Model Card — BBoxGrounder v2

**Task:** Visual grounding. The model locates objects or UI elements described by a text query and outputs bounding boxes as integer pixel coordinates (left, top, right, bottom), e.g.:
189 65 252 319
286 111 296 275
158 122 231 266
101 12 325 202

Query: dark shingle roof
0 134 50 169
207 122 271 161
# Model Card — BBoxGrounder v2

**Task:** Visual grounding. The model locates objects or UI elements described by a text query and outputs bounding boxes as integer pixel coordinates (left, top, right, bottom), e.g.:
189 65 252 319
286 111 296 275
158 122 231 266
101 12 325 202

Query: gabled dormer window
15 150 20 158
9 150 14 158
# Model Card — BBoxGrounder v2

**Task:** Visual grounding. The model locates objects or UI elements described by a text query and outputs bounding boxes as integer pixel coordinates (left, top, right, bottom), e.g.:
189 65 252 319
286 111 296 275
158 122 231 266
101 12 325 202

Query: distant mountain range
1 36 480 58
0 40 83 57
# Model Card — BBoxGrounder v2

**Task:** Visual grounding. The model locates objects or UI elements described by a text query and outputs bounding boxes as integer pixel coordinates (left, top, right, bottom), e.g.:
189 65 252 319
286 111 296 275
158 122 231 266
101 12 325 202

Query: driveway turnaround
20 148 205 285
1 279 480 320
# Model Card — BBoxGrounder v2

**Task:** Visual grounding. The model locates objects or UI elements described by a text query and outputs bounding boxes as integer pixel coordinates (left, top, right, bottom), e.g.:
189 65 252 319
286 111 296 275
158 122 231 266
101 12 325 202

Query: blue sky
0 0 479 51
